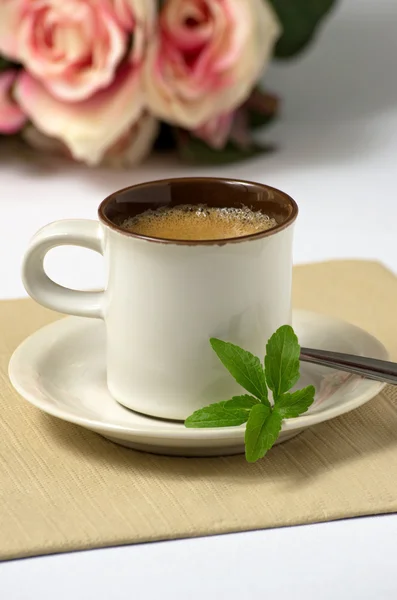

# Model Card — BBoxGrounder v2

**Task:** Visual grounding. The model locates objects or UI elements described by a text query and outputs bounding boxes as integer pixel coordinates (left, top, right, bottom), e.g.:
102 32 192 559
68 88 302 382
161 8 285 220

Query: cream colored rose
145 0 280 129
15 66 154 166
23 112 159 167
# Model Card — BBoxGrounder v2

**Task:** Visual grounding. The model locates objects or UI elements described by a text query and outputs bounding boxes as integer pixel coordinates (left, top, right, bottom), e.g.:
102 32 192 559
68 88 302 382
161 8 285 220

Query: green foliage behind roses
269 0 337 58
0 56 13 72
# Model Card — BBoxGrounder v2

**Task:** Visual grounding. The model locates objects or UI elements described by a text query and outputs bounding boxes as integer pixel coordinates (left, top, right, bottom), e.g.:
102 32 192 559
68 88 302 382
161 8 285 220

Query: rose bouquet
0 0 335 168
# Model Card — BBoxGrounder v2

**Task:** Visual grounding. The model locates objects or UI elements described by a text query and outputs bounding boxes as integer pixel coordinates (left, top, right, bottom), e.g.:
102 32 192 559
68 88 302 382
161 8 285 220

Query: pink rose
0 69 26 134
1 0 156 164
1 0 126 101
145 0 280 129
194 112 234 149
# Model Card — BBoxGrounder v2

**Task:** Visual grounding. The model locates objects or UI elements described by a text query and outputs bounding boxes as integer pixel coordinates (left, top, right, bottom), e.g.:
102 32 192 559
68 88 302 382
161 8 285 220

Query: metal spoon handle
300 347 397 385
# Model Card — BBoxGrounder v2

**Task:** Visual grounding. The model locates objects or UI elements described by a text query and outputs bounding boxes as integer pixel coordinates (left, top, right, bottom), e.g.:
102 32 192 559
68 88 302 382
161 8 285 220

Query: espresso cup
22 178 298 420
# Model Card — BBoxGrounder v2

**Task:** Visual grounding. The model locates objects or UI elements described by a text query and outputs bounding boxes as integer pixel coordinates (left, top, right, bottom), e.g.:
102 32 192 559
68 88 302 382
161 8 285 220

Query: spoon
300 347 397 386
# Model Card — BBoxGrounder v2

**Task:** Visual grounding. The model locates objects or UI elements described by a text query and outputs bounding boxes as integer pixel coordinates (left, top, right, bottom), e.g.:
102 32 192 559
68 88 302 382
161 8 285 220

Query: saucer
9 310 388 457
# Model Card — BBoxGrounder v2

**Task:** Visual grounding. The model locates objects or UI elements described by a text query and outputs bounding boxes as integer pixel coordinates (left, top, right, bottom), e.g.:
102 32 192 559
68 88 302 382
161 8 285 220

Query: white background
1 0 397 597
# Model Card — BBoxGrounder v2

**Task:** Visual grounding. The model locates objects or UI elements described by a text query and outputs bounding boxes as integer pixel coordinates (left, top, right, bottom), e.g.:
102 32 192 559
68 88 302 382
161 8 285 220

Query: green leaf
185 400 249 428
245 404 283 462
177 134 273 166
210 338 269 404
224 395 260 413
270 0 337 58
265 325 301 399
274 385 316 418
0 56 14 72
248 111 276 131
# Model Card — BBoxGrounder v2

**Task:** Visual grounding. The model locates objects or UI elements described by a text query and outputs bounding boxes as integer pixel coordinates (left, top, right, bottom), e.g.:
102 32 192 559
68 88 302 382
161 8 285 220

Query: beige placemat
1 260 397 561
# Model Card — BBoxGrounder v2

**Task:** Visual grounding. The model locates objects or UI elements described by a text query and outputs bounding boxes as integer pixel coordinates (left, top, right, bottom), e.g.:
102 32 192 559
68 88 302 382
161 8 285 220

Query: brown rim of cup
98 177 299 245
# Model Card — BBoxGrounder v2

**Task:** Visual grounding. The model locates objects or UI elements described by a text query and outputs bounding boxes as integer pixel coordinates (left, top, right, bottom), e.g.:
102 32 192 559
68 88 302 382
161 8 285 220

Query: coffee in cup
120 205 277 241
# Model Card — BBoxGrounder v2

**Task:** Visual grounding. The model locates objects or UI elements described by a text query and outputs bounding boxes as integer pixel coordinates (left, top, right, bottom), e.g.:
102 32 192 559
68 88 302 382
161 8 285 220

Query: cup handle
22 219 104 319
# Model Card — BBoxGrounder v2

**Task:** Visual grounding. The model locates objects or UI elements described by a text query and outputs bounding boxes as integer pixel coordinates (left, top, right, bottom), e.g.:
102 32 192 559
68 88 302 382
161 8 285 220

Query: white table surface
1 0 397 597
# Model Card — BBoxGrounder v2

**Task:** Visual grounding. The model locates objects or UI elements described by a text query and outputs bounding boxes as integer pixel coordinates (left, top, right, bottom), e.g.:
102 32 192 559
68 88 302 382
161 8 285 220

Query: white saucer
9 310 388 457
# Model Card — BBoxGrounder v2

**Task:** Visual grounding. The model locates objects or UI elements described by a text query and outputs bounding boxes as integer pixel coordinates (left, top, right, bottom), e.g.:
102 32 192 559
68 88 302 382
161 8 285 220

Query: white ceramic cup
22 178 298 420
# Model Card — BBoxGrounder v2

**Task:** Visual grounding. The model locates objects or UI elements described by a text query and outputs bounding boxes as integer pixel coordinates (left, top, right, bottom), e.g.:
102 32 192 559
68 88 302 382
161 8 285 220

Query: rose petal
23 113 159 168
194 112 234 149
0 0 24 60
104 113 159 168
0 70 27 134
111 0 156 63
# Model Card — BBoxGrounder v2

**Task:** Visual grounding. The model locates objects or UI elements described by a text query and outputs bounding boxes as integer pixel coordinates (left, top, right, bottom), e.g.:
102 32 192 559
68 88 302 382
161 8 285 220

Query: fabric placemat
1 260 397 561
